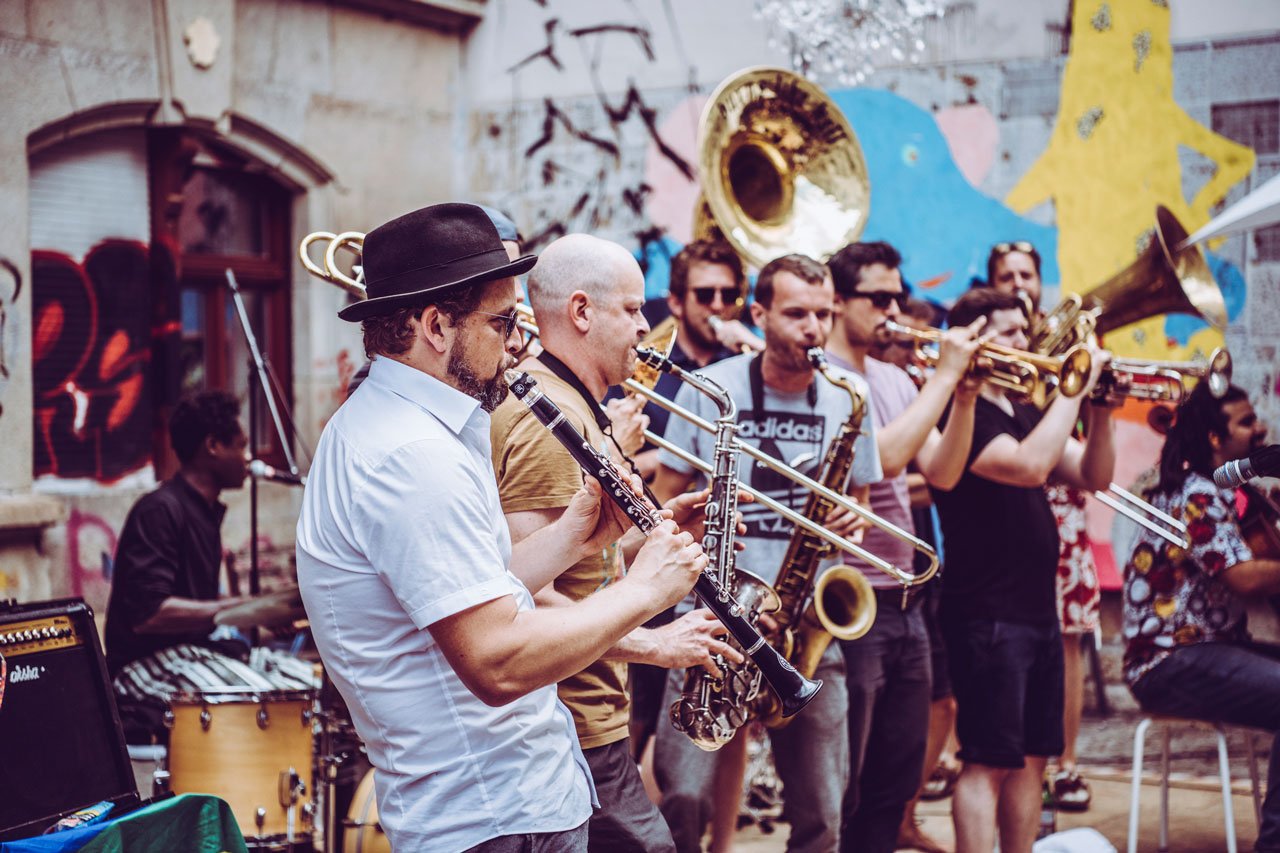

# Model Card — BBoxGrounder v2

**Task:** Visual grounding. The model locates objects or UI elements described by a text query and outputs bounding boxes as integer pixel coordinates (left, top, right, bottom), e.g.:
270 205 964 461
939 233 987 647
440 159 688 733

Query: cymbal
214 586 306 629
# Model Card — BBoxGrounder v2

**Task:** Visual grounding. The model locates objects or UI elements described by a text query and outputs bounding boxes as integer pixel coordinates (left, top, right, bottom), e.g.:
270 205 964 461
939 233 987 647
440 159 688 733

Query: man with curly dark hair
104 390 254 739
1122 381 1280 851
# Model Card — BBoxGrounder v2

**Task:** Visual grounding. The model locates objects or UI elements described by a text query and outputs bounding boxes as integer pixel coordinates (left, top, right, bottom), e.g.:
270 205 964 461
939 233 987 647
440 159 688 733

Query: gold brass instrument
879 320 1093 408
299 230 366 298
1095 347 1233 404
752 349 877 729
699 67 871 269
626 350 940 587
1031 205 1226 357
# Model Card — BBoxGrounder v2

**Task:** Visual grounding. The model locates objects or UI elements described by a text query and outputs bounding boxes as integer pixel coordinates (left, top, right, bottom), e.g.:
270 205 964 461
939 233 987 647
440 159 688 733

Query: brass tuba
699 67 870 269
1032 205 1226 357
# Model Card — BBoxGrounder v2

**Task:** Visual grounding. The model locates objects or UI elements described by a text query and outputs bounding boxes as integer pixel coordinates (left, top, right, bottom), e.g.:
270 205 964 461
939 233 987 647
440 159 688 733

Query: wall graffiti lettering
66 507 117 606
31 239 173 481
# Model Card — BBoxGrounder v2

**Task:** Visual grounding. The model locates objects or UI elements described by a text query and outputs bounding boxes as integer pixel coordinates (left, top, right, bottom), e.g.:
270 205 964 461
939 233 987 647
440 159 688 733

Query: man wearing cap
296 203 709 852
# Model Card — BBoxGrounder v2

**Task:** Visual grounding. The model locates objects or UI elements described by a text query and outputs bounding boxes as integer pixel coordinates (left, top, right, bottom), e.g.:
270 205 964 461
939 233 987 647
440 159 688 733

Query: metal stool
1127 716 1263 853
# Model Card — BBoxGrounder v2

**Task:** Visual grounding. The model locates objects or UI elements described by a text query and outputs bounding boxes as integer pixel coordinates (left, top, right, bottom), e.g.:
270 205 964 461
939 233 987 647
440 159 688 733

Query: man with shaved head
490 234 738 852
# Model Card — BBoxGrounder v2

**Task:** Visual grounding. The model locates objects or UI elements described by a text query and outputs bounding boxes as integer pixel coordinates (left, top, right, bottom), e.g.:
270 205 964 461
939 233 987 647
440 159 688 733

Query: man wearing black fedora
296 203 709 852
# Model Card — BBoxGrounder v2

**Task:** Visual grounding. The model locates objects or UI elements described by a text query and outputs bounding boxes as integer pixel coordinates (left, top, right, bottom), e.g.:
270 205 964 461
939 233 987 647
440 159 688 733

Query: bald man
489 234 739 852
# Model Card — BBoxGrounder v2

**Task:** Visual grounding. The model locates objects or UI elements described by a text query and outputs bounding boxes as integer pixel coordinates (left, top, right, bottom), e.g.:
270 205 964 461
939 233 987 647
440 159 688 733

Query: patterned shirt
1122 471 1254 687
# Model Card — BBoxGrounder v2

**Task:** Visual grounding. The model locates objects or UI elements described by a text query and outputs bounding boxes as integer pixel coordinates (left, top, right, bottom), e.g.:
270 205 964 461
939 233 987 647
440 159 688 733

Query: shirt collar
367 356 482 436
172 474 227 524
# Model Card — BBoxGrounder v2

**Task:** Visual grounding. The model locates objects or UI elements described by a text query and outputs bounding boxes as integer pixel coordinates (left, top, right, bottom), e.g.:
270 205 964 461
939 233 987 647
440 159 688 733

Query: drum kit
147 589 386 852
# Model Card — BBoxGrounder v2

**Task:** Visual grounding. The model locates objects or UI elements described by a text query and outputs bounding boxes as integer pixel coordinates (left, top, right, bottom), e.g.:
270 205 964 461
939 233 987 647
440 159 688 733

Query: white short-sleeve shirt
297 357 592 852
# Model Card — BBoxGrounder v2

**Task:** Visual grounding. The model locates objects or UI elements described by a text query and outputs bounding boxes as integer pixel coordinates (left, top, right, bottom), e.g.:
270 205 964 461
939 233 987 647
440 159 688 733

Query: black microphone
1213 445 1280 489
249 459 307 487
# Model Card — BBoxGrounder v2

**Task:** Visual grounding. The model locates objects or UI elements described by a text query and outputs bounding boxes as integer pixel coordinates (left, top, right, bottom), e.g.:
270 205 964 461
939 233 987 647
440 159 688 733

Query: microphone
249 459 307 487
1213 445 1280 490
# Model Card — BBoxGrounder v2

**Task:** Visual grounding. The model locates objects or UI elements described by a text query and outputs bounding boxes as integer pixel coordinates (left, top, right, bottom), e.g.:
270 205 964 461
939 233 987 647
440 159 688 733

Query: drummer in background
104 390 254 742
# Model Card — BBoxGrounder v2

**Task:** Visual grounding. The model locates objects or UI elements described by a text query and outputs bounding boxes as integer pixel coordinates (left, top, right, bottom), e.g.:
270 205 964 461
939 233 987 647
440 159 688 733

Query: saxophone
639 352 788 752
752 348 878 728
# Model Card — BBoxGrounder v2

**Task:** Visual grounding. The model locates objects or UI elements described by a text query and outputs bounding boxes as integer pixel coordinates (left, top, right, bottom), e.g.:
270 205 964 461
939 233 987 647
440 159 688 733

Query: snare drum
344 769 390 853
167 689 315 843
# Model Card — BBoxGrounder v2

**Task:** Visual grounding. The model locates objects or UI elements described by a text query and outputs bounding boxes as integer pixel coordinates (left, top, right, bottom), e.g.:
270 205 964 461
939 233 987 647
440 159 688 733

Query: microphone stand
224 269 303 598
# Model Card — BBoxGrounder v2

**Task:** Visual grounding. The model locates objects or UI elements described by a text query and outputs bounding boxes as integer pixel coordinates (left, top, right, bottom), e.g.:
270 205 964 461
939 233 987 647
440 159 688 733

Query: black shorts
942 615 1064 769
922 582 952 702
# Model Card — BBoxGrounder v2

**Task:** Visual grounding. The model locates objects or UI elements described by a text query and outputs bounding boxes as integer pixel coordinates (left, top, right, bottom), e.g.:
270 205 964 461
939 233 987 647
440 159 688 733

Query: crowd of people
100 201 1280 853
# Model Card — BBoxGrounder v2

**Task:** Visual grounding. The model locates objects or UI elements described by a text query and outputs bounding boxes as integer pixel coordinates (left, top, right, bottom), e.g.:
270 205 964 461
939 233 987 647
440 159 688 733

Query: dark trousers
838 600 932 853
463 821 588 853
584 737 676 853
1131 641 1280 853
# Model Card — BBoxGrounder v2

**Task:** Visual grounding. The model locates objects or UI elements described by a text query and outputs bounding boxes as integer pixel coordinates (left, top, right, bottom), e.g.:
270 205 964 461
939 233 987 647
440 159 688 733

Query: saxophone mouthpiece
807 347 827 369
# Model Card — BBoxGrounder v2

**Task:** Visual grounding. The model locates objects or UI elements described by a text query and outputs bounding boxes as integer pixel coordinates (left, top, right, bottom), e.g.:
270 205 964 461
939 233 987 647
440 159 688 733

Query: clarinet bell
777 674 823 719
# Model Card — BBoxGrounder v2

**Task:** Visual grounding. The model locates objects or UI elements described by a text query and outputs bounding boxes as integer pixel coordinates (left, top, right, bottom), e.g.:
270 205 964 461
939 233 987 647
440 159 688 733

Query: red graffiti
31 239 174 481
67 508 118 608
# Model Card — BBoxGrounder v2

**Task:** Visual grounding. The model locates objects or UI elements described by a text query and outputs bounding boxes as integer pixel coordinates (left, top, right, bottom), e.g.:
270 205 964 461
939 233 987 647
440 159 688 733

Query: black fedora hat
338 203 537 322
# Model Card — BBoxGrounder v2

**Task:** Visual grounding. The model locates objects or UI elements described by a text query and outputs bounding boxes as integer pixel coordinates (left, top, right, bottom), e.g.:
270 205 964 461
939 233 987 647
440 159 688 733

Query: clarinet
504 370 822 724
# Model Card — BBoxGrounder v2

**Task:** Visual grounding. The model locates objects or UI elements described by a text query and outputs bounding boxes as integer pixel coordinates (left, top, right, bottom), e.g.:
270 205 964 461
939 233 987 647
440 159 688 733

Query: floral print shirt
1122 471 1254 687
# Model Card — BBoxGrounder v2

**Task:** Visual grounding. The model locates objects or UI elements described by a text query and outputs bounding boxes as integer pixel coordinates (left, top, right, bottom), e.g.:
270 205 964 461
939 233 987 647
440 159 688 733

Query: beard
447 345 510 412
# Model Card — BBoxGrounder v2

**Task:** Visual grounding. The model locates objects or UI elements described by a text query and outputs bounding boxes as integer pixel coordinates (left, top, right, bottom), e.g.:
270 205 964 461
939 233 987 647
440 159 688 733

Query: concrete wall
0 0 468 615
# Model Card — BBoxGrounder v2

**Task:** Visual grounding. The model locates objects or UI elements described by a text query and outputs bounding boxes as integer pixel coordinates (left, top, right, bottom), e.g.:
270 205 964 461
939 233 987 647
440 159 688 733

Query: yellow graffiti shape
1005 0 1255 359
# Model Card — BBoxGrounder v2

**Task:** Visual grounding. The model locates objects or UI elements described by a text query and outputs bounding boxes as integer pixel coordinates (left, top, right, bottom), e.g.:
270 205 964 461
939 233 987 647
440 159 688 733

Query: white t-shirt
297 357 592 852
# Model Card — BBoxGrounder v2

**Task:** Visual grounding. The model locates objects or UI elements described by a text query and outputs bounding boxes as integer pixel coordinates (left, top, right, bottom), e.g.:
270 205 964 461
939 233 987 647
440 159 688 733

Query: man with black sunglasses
825 240 987 853
489 233 742 852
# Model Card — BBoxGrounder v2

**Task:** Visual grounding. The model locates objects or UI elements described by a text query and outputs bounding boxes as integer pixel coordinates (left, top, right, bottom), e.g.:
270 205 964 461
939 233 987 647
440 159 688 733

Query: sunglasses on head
474 308 521 338
690 287 740 307
851 290 902 310
992 241 1036 256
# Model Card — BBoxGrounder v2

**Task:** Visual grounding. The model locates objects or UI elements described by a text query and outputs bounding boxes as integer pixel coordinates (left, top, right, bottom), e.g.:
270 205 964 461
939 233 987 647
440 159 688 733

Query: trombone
1094 483 1188 548
299 230 366 298
879 320 1093 408
510 305 936 586
625 349 939 587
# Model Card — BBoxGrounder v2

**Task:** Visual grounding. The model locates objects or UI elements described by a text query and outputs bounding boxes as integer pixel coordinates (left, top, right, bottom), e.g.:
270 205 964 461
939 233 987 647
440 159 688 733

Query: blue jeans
1131 641 1280 852
838 598 932 853
654 644 849 853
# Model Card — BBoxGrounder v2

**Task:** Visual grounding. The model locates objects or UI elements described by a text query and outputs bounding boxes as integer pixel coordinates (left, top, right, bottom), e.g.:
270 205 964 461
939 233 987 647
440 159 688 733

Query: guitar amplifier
0 598 140 840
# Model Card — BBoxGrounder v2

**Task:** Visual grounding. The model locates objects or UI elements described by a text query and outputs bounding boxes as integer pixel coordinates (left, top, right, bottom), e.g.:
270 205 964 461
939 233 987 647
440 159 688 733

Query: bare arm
969 392 1085 487
431 521 705 706
1219 559 1280 597
652 464 698 504
916 385 979 491
136 595 253 634
878 321 985 478
1051 403 1117 492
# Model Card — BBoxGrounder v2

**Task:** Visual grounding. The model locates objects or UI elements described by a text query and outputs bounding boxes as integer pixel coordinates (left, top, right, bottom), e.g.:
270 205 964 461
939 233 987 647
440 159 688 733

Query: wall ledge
0 494 67 531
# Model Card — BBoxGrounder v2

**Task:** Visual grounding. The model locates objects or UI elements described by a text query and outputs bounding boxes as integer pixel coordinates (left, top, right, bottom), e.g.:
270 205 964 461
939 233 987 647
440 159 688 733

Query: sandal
920 762 959 801
1049 768 1092 811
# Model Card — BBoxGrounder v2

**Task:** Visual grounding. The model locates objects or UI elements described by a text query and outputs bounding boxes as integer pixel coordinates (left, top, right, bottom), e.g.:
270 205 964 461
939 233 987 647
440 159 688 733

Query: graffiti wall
467 0 1279 583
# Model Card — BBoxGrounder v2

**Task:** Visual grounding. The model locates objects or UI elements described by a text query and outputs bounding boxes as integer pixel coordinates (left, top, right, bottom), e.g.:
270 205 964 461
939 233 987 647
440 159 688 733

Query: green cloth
74 795 247 853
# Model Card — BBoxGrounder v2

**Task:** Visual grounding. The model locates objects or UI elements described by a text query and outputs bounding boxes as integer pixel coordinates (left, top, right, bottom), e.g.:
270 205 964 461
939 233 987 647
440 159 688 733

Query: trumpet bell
1207 347 1233 397
700 67 870 269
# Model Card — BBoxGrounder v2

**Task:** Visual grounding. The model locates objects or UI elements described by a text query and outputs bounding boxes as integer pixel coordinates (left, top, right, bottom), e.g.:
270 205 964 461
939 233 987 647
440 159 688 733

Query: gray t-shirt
658 353 882 594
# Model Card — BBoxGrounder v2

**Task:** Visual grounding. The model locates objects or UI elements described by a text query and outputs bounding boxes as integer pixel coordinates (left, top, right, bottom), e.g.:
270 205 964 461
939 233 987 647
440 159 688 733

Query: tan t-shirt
490 357 630 749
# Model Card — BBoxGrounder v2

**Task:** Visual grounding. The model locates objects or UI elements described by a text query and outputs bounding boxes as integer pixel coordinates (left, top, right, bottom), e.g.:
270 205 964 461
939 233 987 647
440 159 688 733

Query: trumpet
627 348 939 587
1095 347 1232 404
879 320 1093 408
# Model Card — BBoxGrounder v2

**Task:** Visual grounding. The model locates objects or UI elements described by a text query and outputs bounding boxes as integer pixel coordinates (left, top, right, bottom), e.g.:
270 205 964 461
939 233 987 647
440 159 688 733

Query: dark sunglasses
992 241 1036 256
691 287 740 307
850 290 902 310
474 308 520 338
